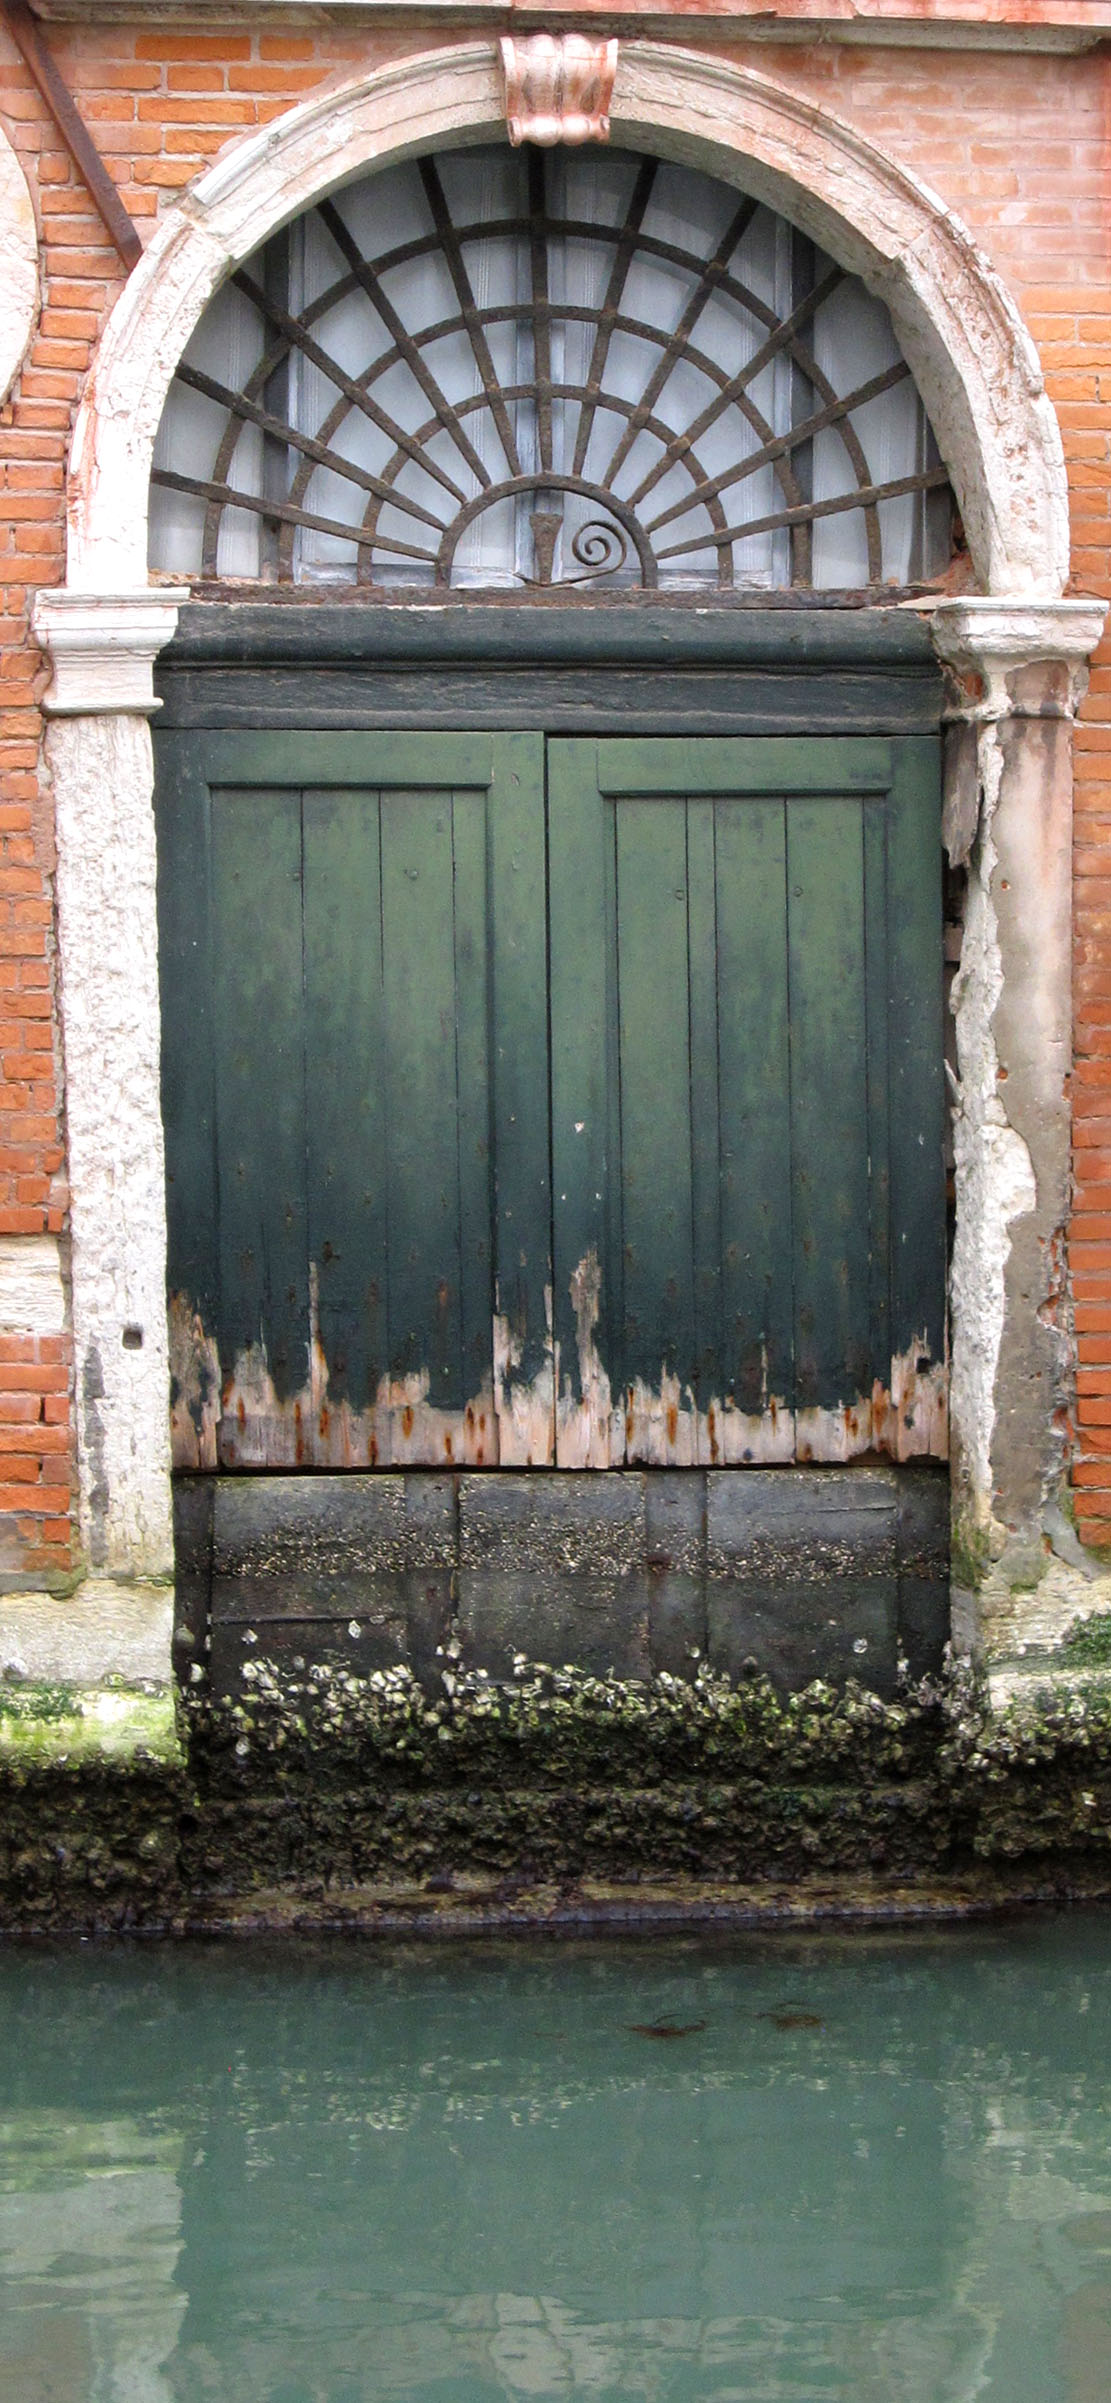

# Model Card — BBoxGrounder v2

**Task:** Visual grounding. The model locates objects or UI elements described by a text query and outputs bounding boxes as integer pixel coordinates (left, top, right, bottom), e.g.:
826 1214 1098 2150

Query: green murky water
2 1920 1111 2401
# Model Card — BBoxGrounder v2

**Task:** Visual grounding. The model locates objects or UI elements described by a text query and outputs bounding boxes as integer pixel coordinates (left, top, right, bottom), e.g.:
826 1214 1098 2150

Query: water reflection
1 1922 1110 2401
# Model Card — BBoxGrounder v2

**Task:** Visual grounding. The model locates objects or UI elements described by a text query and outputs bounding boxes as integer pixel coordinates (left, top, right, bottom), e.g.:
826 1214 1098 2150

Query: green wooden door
157 728 945 1473
548 736 945 1467
158 730 551 1470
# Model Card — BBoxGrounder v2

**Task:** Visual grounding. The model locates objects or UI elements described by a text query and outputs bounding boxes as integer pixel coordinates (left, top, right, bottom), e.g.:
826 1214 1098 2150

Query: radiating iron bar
625 262 844 510
601 195 758 491
789 227 818 586
294 212 837 338
151 469 437 566
645 360 912 535
288 213 769 305
276 222 853 500
527 151 554 477
258 229 291 581
360 381 730 561
315 198 494 494
173 361 446 534
655 463 952 557
344 305 794 527
314 298 767 421
1 0 142 269
417 158 523 481
233 270 468 507
571 158 657 480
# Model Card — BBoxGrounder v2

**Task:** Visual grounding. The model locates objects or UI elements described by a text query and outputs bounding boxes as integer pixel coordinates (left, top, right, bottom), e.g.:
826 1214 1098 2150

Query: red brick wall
1 14 1109 1573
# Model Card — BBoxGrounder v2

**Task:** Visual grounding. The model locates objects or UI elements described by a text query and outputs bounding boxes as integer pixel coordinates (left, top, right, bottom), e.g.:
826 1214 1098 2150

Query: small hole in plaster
122 1325 143 1350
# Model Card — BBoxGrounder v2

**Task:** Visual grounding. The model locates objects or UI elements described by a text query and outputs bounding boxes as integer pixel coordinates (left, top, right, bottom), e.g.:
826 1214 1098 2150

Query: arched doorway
147 136 952 1689
33 42 1100 1692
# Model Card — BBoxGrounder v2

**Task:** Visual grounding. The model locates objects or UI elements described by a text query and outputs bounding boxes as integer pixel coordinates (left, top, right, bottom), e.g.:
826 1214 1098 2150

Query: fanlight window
149 145 953 594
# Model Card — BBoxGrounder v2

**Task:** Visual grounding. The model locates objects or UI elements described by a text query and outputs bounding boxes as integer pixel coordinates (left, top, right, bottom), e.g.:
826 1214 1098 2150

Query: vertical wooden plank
862 797 891 1430
614 793 697 1462
714 794 796 1456
450 779 496 1464
685 796 722 1429
488 733 553 1466
210 781 309 1463
302 785 386 1444
155 733 221 1470
379 786 465 1450
787 795 872 1434
885 738 947 1455
548 737 620 1466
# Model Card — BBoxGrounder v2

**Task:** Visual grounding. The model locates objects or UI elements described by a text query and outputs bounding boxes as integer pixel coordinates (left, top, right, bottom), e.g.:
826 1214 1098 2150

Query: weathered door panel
159 725 944 1478
549 735 945 1468
158 730 552 1470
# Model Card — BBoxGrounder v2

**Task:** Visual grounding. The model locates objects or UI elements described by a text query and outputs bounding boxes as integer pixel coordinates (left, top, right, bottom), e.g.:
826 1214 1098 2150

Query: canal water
2 1918 1111 2401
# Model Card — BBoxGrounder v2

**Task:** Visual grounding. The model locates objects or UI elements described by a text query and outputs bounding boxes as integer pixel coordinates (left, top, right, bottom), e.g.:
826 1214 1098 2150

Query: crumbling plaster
0 127 38 410
44 710 174 1582
26 40 1104 1688
932 601 1107 1655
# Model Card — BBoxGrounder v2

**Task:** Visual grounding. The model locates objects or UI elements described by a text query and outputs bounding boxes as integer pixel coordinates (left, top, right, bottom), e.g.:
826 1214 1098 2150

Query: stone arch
65 39 1067 599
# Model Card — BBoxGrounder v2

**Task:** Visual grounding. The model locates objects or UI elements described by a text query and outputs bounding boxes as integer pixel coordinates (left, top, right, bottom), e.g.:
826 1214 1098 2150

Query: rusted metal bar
418 155 524 482
1 0 142 271
601 192 758 492
316 198 493 494
570 156 656 481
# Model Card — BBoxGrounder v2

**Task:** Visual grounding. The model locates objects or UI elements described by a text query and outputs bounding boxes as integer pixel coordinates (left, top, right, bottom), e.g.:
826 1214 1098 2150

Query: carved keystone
501 34 618 148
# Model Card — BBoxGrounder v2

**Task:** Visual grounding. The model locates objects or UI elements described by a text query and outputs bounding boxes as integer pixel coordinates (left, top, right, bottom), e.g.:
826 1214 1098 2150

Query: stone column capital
928 595 1107 720
32 587 189 716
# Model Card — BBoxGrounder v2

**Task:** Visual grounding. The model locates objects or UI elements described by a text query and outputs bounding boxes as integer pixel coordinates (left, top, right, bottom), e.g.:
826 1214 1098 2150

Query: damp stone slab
706 1470 901 1693
457 1473 651 1680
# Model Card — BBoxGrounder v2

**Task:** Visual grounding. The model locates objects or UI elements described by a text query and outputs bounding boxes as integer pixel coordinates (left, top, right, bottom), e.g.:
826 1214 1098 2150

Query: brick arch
65 39 1067 599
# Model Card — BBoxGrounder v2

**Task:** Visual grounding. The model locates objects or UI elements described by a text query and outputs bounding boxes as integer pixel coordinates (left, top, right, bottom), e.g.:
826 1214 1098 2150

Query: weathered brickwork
1 9 1109 1578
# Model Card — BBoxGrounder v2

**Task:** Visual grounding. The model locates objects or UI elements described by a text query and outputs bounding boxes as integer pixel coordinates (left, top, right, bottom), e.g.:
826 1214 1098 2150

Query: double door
156 729 945 1473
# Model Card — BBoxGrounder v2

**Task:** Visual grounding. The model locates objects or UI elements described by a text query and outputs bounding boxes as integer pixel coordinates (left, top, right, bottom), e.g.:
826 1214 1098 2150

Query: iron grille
150 146 953 593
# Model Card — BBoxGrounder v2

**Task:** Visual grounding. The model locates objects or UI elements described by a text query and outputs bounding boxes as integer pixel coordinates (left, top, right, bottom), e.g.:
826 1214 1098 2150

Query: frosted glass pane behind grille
151 279 266 579
148 144 952 593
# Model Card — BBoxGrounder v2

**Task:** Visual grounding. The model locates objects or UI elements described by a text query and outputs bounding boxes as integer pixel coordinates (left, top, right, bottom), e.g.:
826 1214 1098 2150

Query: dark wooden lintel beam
1 0 143 270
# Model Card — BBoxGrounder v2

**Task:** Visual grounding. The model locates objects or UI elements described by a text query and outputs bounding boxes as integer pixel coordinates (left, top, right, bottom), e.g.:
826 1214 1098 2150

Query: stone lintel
32 588 190 716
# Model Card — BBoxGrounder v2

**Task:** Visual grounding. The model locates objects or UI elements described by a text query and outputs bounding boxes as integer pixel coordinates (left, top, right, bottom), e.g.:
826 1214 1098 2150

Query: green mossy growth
0 1682 180 1766
950 1521 990 1594
1061 1613 1111 1671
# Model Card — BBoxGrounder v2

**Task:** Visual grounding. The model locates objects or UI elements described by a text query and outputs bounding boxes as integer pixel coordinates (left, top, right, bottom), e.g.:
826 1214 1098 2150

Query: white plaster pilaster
930 597 1107 1619
33 591 187 1581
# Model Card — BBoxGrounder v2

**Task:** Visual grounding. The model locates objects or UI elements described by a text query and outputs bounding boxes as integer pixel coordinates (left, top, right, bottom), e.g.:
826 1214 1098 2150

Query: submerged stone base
4 1650 1111 1933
